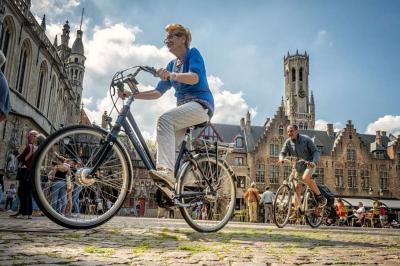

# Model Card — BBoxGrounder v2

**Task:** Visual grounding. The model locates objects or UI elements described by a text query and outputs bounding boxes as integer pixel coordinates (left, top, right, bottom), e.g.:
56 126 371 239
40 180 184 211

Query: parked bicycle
273 156 325 228
33 66 237 233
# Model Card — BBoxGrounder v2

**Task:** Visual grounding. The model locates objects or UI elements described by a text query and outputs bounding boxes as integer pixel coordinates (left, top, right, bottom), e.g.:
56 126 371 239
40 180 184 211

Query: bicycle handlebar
111 65 159 95
280 157 309 165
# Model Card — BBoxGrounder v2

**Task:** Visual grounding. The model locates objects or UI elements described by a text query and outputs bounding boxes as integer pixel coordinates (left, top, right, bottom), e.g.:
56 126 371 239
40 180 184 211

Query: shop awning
341 198 376 208
379 199 400 210
341 198 400 210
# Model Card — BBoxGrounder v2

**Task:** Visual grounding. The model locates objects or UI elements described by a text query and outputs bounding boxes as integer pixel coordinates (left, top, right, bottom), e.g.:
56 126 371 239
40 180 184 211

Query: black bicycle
33 66 237 232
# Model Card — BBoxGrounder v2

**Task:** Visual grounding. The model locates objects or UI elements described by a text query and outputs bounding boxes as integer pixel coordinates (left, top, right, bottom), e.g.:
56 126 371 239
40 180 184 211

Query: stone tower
59 20 70 63
283 50 315 129
66 9 85 112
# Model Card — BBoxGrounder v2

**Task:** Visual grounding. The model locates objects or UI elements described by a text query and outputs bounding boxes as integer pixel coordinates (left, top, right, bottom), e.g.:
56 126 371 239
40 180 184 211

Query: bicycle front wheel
33 125 132 229
273 184 292 228
176 155 236 233
304 190 323 228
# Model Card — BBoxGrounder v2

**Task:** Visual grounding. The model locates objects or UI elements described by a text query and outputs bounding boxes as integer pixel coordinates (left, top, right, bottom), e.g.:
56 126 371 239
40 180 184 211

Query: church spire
53 35 58 47
310 90 315 105
40 14 46 30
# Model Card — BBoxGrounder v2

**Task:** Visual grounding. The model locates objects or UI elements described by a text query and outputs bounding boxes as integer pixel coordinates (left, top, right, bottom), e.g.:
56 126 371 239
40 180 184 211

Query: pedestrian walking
13 130 39 219
244 182 260 222
260 186 275 223
5 184 16 211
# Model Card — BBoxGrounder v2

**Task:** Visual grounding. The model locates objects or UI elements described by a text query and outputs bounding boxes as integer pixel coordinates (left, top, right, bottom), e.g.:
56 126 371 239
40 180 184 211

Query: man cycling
278 124 327 214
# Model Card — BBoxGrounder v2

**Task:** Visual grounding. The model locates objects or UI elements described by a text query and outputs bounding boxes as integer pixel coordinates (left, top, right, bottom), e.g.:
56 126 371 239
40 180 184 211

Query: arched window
0 16 16 75
36 61 48 110
299 67 303 81
16 40 32 94
291 68 296 82
299 122 303 130
74 69 78 79
74 57 78 63
47 76 56 117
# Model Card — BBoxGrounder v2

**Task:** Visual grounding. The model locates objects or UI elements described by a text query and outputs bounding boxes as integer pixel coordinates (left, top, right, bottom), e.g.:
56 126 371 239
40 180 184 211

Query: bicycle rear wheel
176 154 236 233
33 125 132 229
273 184 292 228
304 190 324 228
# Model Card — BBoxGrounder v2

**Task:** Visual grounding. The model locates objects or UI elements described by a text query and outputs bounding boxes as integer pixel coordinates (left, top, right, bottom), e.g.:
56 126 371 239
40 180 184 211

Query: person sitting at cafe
335 198 347 225
349 201 365 226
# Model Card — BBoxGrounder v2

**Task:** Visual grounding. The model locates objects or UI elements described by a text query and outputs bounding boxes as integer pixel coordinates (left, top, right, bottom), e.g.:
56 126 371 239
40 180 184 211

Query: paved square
0 213 399 265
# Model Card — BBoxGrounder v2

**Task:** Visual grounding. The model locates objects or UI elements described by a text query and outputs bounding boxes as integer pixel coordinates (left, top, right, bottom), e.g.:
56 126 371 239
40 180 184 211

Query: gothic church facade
0 0 85 172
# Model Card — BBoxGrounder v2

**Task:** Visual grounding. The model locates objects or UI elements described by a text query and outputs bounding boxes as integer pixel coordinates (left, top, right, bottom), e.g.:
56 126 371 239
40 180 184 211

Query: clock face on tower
298 89 305 98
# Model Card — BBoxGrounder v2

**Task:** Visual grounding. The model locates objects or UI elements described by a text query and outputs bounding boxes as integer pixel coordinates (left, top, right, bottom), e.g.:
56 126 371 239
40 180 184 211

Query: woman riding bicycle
118 23 214 188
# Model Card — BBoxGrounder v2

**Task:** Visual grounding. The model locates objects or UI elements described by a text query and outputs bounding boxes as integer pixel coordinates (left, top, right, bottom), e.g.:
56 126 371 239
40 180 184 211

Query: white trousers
156 101 209 170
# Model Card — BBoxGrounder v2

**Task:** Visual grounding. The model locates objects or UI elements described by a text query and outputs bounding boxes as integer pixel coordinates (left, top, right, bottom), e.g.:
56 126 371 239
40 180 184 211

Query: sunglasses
163 33 183 44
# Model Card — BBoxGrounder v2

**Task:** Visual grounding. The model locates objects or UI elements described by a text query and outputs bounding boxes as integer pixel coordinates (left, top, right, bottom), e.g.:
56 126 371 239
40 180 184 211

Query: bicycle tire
33 125 132 229
176 154 236 233
304 190 323 228
273 184 292 228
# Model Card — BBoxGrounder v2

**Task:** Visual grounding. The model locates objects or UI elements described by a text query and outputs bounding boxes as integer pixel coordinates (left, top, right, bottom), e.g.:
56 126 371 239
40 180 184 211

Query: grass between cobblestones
83 245 116 256
131 241 150 255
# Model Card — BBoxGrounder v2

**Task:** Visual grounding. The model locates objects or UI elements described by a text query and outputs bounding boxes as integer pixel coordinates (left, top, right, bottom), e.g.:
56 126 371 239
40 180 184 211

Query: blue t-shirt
155 47 214 117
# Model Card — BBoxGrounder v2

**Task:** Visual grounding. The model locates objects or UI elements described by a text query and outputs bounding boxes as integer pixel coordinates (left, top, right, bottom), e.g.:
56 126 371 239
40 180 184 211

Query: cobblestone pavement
0 212 399 265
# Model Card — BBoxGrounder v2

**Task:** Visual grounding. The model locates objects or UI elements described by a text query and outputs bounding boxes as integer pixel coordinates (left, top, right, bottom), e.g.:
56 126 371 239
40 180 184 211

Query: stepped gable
254 105 289 152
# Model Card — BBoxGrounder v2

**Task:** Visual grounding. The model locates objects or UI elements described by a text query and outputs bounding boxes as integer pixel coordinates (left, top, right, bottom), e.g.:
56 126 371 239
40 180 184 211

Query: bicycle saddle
192 121 208 130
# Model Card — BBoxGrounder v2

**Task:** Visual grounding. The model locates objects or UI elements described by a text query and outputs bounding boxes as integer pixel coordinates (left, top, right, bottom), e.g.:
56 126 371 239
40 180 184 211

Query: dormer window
375 151 385 159
235 137 244 148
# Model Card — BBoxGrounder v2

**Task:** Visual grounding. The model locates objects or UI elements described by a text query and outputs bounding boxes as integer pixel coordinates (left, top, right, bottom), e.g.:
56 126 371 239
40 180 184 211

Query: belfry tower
283 50 315 129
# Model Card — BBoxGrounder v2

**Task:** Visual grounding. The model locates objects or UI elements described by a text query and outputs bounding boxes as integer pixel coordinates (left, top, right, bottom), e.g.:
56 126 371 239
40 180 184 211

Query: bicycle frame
89 95 156 176
286 165 314 215
88 68 217 198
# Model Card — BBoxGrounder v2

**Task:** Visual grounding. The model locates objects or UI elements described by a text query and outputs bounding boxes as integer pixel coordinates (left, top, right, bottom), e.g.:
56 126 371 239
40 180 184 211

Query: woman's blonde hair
165 23 192 48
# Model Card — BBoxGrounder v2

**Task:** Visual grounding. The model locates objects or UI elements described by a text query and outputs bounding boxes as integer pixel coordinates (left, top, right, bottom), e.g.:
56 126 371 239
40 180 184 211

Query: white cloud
366 115 400 137
315 119 343 132
73 22 255 140
31 0 80 15
208 76 257 124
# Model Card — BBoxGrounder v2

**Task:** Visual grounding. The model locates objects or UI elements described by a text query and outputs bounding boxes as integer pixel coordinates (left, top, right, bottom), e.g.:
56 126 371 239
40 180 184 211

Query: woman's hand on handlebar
117 89 131 100
157 68 171 81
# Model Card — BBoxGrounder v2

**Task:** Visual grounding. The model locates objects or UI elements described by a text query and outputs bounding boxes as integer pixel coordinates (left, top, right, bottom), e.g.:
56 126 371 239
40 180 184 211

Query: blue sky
32 0 400 137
